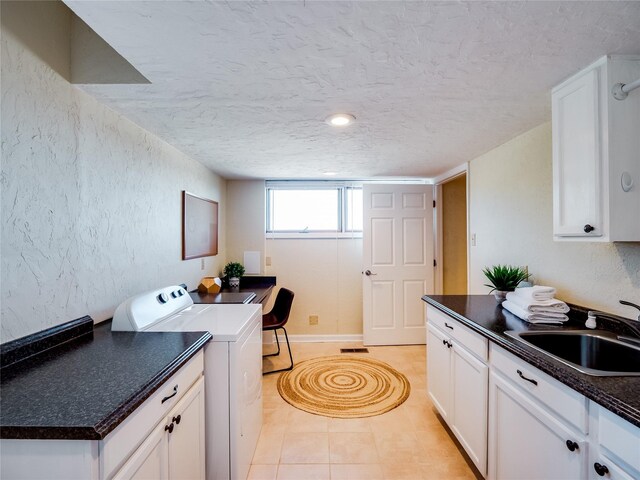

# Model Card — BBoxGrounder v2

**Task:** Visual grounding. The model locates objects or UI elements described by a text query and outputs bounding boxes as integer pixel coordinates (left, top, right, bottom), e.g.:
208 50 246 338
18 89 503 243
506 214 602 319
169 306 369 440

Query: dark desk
190 276 276 305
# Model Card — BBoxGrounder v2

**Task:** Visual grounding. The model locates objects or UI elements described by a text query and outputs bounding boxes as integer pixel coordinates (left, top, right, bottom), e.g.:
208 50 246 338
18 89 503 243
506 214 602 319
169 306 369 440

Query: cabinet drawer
598 406 640 474
490 344 587 433
101 351 204 479
427 306 488 362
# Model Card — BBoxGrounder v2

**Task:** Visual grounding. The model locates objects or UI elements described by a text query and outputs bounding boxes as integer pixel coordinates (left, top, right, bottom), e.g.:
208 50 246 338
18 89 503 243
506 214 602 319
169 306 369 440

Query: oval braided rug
277 355 410 418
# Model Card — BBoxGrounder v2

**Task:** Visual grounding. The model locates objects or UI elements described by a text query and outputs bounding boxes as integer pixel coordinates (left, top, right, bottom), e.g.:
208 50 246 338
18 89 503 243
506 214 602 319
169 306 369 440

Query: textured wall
265 238 363 335
226 180 266 273
469 122 640 318
1 1 226 341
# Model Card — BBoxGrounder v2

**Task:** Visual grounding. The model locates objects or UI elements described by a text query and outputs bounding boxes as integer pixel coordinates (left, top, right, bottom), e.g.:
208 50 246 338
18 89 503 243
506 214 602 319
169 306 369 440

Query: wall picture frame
182 191 218 260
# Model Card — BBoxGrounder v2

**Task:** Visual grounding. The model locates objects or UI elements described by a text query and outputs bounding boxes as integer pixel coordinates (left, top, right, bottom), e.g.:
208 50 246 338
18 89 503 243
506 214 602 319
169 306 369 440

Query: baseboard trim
273 334 364 343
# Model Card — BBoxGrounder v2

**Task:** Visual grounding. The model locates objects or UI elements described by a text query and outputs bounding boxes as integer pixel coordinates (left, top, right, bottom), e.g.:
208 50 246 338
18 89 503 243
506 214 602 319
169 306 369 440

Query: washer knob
621 172 634 192
157 293 169 304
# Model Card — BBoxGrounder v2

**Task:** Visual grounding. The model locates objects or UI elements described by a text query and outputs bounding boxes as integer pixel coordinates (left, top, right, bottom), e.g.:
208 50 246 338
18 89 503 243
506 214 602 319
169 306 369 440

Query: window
266 182 363 236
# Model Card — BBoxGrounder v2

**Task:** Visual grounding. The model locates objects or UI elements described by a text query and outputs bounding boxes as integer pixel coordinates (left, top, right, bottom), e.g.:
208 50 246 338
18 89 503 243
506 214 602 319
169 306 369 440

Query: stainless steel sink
504 330 640 376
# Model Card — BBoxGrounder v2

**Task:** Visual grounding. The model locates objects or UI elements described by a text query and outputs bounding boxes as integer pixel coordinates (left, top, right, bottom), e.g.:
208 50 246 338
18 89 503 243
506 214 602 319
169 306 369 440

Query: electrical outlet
201 258 205 270
309 315 318 325
265 256 272 266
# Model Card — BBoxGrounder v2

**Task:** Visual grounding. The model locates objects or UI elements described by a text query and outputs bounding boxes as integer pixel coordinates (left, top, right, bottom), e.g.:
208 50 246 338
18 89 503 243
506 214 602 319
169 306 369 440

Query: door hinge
433 200 436 208
433 259 437 267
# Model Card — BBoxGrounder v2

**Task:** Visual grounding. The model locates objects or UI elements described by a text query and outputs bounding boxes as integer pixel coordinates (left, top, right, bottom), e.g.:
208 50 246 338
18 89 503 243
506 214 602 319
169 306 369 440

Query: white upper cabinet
552 55 640 241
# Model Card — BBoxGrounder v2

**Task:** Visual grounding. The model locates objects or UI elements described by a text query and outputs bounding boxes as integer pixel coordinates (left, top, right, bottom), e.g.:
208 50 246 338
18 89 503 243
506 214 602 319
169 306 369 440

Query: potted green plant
223 262 245 288
482 265 530 303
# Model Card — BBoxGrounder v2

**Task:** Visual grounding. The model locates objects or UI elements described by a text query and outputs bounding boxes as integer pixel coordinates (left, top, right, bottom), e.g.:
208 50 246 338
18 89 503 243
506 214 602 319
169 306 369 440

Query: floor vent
340 348 369 353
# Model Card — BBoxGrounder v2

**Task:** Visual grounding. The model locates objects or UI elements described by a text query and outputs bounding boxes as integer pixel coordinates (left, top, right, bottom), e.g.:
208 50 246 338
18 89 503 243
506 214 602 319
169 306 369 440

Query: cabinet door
552 67 603 237
113 421 169 480
489 371 587 480
167 376 205 480
426 323 452 421
451 344 488 476
589 454 636 480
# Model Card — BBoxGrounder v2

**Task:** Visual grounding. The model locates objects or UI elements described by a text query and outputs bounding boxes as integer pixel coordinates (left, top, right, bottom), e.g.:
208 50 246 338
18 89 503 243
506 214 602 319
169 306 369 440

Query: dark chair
262 288 295 375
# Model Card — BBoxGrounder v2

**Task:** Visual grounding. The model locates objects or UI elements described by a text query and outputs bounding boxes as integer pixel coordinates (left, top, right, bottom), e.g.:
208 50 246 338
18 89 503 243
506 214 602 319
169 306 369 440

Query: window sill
266 232 363 240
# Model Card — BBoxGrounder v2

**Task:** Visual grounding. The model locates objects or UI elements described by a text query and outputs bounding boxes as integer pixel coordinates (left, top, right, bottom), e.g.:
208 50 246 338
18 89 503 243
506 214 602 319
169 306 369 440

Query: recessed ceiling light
325 113 356 127
323 171 337 176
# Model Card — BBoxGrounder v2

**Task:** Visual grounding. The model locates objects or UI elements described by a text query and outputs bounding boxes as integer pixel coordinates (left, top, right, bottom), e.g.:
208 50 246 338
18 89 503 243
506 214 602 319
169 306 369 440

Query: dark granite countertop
190 276 276 305
0 319 211 440
190 290 258 304
422 295 640 428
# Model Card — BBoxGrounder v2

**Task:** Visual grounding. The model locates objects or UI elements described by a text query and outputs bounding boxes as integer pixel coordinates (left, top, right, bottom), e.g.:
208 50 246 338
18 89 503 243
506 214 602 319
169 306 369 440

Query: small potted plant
482 265 530 303
223 262 245 288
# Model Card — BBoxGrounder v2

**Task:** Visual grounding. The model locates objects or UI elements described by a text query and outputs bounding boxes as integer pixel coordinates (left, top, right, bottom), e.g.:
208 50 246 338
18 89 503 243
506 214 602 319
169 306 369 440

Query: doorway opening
436 173 468 294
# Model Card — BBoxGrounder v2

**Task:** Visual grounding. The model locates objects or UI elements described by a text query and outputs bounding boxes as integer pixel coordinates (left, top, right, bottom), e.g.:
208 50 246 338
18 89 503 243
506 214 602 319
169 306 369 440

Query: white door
552 67 602 237
489 371 587 480
363 184 434 345
113 420 169 480
167 376 205 480
451 344 488 476
426 323 452 421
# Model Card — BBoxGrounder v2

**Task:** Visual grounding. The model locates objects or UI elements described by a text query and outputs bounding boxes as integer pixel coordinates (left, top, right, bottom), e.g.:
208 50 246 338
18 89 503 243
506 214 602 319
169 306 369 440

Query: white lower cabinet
167 376 205 480
451 342 488 472
0 352 205 480
426 307 489 475
426 307 640 480
114 418 169 480
489 344 640 480
489 370 587 480
589 454 636 480
114 376 205 480
589 404 640 480
426 323 453 421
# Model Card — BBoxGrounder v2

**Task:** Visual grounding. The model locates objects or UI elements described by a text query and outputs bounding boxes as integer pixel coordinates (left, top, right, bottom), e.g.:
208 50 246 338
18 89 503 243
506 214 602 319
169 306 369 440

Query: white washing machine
112 286 263 480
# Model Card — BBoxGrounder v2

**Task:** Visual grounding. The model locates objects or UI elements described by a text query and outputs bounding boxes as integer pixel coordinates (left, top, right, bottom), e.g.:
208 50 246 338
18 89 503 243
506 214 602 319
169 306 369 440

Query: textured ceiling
64 1 640 179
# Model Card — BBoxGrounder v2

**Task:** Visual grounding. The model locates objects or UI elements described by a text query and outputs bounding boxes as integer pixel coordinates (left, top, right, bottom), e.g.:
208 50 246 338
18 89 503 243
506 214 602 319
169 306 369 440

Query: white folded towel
505 292 570 313
502 300 569 324
512 286 557 302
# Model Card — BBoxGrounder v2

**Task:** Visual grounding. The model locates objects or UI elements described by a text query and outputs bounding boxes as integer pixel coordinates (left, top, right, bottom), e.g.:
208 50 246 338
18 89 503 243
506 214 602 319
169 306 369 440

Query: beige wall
442 174 467 294
469 122 640 318
226 180 266 273
228 180 365 336
265 238 363 335
1 1 226 341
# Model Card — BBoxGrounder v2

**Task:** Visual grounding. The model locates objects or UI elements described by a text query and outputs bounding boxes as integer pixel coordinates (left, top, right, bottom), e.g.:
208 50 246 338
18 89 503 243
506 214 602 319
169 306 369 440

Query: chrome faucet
586 301 640 339
620 300 640 322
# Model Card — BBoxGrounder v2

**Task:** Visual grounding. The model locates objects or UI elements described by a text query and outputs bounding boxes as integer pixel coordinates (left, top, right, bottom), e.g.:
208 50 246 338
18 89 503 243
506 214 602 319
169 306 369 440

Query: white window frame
265 181 363 239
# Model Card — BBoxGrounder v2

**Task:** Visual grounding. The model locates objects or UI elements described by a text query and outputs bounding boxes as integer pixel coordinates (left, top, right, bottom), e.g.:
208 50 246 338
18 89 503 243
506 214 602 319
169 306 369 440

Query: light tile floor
251 342 481 480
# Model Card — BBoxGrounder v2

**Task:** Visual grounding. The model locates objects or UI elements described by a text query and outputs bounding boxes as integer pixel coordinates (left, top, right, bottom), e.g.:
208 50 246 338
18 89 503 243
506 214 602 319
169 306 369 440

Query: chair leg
262 329 281 357
263 326 294 375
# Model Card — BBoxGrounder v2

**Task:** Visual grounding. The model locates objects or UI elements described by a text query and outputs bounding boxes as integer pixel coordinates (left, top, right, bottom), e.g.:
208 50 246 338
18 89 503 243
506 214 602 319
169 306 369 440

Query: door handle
364 270 377 276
